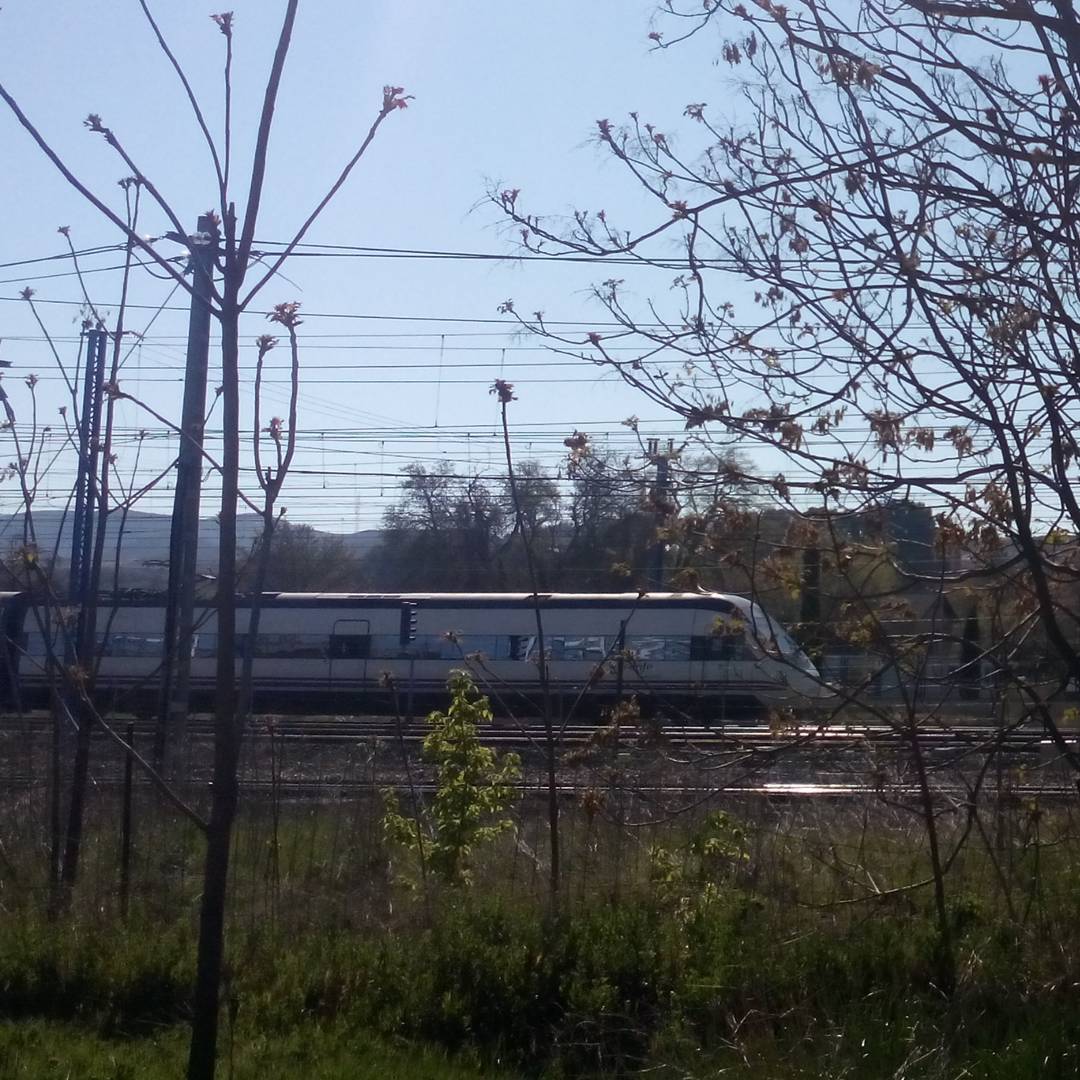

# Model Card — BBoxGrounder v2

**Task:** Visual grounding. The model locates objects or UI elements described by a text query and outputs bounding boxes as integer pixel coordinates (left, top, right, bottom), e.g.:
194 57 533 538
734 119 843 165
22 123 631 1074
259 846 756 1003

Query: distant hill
0 509 382 587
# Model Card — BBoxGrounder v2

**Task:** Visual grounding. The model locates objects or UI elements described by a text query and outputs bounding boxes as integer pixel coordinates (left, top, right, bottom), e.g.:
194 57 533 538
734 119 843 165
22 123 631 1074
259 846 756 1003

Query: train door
328 618 370 690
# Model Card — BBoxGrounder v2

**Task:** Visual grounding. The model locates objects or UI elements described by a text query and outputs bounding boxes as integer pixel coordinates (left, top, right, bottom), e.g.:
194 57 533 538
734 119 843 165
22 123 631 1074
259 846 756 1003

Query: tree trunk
187 295 241 1080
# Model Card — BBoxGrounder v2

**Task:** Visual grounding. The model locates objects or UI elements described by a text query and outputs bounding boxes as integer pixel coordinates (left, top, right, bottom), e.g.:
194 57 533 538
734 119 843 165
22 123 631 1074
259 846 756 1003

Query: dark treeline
246 450 944 629
366 455 656 592
354 448 781 594
244 450 750 594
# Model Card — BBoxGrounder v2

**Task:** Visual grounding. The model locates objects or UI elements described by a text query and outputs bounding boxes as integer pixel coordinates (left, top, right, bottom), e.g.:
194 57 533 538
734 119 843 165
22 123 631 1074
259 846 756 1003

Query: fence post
119 722 134 919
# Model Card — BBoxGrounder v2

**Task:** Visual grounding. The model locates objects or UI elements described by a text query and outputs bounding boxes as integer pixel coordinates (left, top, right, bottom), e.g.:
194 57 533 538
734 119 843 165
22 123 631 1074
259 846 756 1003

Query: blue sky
0 1 751 535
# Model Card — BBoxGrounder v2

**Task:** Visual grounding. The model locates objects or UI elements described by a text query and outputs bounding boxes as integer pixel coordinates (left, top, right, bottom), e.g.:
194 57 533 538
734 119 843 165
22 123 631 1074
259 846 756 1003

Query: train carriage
0 591 830 717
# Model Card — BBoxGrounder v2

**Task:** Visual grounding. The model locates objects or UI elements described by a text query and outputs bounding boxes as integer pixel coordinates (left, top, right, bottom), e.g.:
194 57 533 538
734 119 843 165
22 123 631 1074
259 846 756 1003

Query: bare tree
0 7 409 1077
492 379 560 905
1 283 212 918
238 306 303 716
490 0 1080 988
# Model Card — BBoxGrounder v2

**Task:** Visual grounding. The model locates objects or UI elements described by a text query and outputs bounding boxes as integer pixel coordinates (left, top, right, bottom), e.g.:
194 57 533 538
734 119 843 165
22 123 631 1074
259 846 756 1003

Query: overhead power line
3 236 883 279
0 293 647 327
0 242 128 272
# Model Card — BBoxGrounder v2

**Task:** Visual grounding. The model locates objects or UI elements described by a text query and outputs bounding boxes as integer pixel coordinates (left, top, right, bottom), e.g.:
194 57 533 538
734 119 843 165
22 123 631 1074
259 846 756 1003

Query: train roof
0 589 758 611
264 591 753 608
238 592 763 616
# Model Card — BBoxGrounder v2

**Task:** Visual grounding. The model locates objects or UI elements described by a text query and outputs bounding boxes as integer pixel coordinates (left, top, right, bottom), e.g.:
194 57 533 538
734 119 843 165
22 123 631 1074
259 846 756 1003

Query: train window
329 634 370 660
624 637 692 661
417 635 458 660
770 623 803 658
271 634 327 660
236 633 328 660
508 635 530 660
194 634 218 658
99 633 165 658
458 634 503 659
549 636 606 661
716 636 742 661
367 633 452 659
748 605 802 660
664 637 692 661
691 635 744 661
628 636 663 660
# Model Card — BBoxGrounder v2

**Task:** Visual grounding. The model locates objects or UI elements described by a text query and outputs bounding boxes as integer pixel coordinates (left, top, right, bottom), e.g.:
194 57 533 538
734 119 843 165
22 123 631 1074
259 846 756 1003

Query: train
0 590 831 718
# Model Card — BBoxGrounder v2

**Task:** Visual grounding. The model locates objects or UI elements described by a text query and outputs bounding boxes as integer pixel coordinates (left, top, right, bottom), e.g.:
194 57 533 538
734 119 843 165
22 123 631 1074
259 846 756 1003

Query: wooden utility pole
156 216 219 773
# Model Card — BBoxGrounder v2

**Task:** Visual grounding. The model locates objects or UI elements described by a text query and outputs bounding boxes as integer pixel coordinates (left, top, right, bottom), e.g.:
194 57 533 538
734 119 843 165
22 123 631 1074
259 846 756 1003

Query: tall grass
3 809 1080 1076
3 718 1080 1076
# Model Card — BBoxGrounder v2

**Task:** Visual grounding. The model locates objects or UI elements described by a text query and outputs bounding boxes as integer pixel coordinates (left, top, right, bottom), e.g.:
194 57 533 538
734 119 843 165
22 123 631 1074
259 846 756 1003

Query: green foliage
383 671 520 885
649 811 750 909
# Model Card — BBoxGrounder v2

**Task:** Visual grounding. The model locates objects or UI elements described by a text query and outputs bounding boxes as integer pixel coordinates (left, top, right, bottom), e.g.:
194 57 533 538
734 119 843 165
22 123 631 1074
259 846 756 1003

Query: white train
0 591 830 717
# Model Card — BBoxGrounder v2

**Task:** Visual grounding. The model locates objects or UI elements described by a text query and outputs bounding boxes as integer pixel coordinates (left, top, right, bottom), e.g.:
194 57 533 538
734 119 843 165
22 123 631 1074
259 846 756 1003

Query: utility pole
68 327 108 614
156 216 219 773
646 438 675 591
59 324 107 894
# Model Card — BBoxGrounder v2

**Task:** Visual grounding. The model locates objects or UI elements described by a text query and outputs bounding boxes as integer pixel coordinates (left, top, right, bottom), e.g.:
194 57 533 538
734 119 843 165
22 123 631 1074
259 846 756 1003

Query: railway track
1 711 1069 751
0 769 1073 801
3 712 1075 802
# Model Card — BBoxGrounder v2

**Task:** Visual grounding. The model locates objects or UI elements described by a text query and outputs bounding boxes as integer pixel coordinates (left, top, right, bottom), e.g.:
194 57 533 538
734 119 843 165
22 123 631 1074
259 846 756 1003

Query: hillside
0 509 382 587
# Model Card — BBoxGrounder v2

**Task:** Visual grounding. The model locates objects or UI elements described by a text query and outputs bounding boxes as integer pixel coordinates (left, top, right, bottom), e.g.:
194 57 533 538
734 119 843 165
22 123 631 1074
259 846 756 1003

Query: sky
0 1 756 540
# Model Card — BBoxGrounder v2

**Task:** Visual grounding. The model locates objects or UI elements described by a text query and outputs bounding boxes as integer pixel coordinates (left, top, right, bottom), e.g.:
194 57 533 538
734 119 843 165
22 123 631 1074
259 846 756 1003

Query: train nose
784 669 838 701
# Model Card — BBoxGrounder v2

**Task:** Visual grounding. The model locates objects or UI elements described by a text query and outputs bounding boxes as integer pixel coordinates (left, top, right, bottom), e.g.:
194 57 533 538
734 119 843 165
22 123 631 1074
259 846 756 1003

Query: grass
0 1021 513 1079
3 887 1080 1078
5 768 1080 1076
